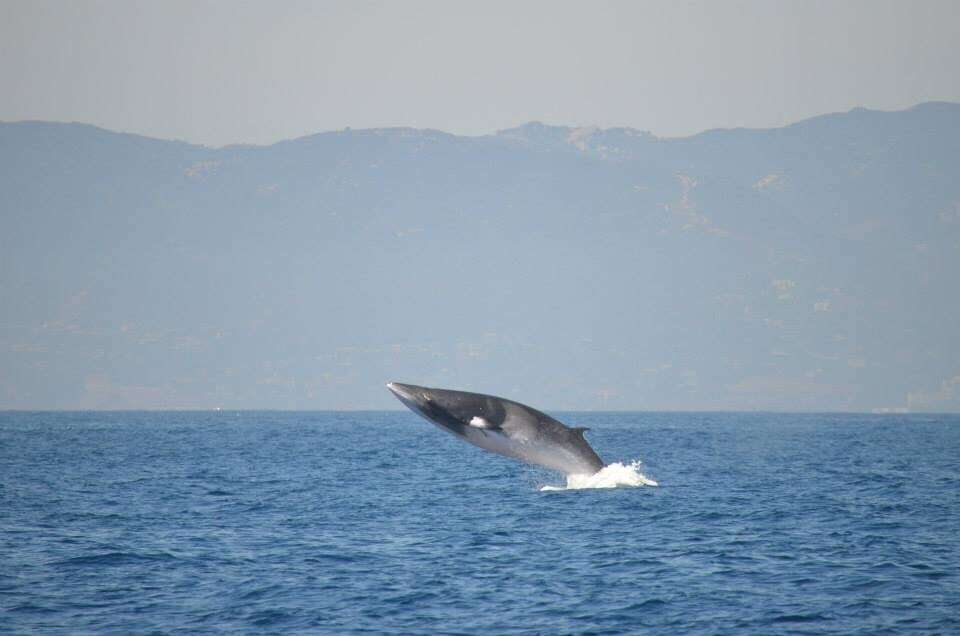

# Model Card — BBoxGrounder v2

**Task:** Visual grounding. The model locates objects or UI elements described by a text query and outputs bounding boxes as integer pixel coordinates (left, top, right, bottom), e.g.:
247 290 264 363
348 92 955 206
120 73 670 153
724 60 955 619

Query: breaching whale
386 382 605 476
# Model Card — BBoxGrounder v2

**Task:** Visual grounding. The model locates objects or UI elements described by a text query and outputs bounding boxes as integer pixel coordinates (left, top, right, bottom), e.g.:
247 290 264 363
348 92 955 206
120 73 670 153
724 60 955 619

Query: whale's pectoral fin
469 416 502 437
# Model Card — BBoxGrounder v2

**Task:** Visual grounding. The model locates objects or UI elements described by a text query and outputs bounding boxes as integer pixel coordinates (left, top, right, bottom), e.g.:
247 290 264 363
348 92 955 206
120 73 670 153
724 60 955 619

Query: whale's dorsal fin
571 427 590 436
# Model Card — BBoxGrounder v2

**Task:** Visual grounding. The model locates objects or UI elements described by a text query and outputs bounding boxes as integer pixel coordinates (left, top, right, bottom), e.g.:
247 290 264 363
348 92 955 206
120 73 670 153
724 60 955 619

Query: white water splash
540 460 658 491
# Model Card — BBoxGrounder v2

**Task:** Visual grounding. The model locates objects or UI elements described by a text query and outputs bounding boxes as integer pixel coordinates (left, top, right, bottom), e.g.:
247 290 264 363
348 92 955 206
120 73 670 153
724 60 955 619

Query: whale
386 382 605 476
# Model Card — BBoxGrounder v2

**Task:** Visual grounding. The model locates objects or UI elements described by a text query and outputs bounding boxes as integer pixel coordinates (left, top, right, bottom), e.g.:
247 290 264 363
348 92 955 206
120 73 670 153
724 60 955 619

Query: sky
3 0 959 147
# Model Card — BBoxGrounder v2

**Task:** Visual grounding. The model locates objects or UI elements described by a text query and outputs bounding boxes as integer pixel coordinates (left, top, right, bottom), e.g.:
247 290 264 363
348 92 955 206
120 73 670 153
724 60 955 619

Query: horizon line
1 408 956 416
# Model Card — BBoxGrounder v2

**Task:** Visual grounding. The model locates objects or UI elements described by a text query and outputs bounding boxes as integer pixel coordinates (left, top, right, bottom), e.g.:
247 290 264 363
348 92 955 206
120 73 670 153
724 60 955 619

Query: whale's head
385 382 434 418
386 382 505 434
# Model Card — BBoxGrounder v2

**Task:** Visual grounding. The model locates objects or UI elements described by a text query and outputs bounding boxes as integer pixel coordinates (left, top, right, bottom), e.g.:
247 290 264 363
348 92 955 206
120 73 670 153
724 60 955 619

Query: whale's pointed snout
386 382 416 398
386 382 429 407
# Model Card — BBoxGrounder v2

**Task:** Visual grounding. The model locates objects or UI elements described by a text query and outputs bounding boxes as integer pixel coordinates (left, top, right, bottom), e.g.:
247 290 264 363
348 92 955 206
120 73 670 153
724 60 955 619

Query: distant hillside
2 103 959 410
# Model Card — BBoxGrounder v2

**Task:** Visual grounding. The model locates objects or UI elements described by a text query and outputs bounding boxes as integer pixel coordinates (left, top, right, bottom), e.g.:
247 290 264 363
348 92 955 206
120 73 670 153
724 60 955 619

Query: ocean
1 411 958 634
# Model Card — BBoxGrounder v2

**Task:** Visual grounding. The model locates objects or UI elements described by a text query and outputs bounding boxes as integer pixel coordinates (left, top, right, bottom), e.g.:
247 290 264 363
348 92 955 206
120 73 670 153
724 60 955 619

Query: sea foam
540 460 658 491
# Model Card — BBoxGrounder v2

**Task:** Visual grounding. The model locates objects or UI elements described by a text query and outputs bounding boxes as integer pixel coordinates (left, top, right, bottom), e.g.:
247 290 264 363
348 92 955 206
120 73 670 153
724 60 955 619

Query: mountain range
2 102 959 410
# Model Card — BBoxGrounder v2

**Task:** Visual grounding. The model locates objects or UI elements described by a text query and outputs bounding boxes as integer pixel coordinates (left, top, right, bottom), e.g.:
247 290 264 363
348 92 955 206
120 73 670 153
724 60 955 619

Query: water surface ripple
1 411 958 634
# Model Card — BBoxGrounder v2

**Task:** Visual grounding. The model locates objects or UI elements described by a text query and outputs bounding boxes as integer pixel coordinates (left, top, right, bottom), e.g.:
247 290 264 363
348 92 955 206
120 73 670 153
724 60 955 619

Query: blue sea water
1 411 958 635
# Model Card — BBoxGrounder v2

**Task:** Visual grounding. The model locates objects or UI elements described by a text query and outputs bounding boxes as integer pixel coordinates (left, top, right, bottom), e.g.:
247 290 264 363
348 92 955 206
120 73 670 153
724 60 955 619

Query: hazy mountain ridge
2 104 959 410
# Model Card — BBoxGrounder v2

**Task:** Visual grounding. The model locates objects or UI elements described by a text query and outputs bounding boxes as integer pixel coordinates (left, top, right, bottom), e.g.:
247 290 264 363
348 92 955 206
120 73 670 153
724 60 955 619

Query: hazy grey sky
2 0 959 146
